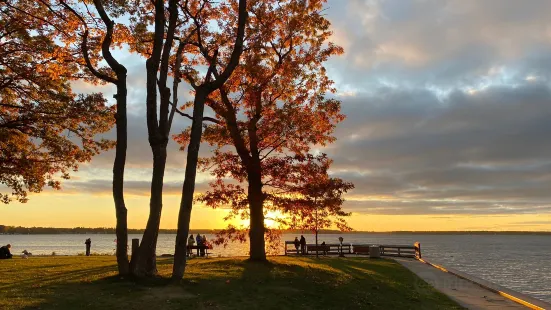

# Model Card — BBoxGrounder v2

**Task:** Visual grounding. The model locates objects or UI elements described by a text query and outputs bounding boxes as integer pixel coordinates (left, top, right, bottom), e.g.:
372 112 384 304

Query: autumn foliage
176 0 349 260
0 0 114 204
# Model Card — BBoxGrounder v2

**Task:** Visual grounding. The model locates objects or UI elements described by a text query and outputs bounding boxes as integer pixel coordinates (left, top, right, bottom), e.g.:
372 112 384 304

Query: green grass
0 256 462 310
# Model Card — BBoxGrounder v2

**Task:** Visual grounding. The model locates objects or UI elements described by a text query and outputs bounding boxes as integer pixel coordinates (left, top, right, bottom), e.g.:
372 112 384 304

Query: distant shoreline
1 226 550 235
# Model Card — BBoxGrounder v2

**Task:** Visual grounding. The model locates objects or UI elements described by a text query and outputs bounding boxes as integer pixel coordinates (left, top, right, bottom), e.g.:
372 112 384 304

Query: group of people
293 236 329 255
187 234 210 257
293 235 307 254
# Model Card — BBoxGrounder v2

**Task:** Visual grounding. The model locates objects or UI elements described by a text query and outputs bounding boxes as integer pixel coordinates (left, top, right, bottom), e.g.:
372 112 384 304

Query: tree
61 0 132 275
0 0 114 204
189 0 344 261
4 0 134 275
286 155 354 258
171 0 248 280
121 0 247 277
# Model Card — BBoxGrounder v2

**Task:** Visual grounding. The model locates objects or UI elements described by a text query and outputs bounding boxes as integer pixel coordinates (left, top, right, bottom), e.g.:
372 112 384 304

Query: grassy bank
0 256 461 309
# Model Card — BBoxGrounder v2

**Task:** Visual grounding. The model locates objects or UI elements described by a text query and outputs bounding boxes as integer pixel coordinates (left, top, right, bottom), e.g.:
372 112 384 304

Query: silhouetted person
196 234 202 256
293 237 300 254
300 235 306 255
187 235 195 257
200 235 208 257
321 241 327 255
85 238 91 256
0 244 12 259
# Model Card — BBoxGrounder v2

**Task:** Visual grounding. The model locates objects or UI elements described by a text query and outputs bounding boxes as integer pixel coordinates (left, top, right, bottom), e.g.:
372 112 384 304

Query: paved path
394 258 527 309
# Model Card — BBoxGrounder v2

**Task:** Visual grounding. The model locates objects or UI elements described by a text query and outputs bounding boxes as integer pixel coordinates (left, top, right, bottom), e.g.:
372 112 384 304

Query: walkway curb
418 258 550 310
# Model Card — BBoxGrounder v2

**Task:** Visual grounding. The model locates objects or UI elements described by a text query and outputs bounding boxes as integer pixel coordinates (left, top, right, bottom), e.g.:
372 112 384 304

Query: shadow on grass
1 257 462 310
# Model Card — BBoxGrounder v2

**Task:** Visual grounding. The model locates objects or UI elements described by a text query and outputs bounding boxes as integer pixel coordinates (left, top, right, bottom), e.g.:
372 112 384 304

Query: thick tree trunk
132 143 167 277
113 78 129 275
172 91 207 279
248 164 266 261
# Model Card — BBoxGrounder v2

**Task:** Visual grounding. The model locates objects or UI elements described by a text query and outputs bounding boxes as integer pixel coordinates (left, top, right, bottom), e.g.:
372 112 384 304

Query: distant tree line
0 226 217 235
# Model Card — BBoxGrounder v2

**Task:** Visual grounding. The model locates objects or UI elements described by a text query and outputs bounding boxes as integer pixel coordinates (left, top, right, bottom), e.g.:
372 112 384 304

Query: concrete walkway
394 258 527 309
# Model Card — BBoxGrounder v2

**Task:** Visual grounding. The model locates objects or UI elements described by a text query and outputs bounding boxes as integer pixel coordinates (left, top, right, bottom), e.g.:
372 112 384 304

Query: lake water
1 233 549 303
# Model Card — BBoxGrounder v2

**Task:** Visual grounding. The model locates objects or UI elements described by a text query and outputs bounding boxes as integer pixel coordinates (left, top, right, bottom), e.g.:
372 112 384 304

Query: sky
3 0 551 231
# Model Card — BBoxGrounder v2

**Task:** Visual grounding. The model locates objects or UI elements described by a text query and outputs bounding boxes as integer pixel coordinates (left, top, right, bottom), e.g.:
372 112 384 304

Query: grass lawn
0 256 462 310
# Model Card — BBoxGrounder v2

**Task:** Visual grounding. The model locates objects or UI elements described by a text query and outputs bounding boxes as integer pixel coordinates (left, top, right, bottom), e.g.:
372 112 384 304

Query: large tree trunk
172 91 207 280
132 143 167 277
248 162 266 261
113 78 129 275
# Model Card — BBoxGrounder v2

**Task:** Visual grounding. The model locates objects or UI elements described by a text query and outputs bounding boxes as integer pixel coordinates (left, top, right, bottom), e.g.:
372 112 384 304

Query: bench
353 245 371 255
186 245 212 257
306 245 330 254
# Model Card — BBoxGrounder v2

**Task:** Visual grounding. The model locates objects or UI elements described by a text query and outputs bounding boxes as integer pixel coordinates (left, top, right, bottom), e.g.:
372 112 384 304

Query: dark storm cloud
326 82 551 215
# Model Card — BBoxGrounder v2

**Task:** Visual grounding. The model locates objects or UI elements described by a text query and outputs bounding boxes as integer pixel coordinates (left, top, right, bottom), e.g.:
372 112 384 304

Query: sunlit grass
0 256 461 309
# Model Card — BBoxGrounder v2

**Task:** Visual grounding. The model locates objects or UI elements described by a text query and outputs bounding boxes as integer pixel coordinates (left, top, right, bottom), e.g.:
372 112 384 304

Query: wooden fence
284 241 422 259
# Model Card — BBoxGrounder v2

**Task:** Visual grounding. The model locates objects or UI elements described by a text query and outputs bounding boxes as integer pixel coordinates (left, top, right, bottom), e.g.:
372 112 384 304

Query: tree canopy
0 0 114 204
181 0 347 260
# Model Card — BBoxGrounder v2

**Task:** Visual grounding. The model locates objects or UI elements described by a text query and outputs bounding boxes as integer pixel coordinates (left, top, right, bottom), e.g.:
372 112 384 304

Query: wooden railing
284 242 352 255
284 241 422 259
379 244 416 258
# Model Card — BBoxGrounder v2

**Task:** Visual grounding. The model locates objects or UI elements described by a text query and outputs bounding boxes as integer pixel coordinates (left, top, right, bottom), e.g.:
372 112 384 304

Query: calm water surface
1 233 549 303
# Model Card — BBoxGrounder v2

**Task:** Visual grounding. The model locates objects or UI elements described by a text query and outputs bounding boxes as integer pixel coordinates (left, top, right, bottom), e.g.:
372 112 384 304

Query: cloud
59 178 211 197
324 81 551 215
62 1 551 218
326 0 551 90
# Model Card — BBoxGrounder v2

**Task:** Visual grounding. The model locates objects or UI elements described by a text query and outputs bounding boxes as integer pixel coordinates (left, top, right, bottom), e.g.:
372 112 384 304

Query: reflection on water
1 233 549 303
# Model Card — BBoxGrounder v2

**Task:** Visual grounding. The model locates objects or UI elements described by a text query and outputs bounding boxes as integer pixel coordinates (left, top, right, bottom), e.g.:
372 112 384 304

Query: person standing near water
84 238 91 256
187 234 195 257
293 237 300 254
196 234 202 256
300 235 306 255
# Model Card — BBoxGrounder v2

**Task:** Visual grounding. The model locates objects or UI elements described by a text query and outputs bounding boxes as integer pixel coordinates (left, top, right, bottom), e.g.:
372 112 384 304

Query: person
321 241 327 255
188 234 195 257
199 235 207 257
0 244 13 259
202 235 208 246
300 235 306 255
196 234 203 256
293 237 300 254
85 238 91 256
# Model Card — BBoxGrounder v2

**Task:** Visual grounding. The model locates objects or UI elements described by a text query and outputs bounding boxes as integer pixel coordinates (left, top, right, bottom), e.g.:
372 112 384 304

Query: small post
414 242 421 259
131 238 139 259
338 237 345 257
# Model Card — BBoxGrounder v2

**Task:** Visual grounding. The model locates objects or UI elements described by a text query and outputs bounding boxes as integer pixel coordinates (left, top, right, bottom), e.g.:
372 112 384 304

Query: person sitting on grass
294 237 300 254
187 234 195 257
0 244 13 259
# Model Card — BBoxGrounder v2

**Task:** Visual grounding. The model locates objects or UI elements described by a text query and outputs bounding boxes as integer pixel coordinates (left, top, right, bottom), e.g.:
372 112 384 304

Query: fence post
414 242 421 259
